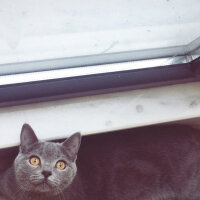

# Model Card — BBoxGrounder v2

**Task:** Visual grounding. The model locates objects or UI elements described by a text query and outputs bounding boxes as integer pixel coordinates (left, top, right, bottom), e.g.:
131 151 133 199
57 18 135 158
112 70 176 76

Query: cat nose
42 170 52 178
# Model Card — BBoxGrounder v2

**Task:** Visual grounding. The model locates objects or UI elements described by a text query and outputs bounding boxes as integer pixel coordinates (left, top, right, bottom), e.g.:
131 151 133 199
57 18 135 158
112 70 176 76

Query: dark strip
0 60 200 108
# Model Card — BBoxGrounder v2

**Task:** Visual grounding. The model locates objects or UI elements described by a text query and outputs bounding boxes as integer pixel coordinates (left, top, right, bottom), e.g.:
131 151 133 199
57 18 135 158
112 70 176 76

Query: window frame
0 57 199 108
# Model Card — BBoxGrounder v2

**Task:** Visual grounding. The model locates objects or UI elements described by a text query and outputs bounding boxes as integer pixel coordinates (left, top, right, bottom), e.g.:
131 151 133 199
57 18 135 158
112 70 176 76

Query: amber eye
56 160 66 170
30 156 40 166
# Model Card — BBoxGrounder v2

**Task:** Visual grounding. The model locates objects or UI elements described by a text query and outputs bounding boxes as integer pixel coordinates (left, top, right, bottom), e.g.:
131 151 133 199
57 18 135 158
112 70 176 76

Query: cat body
1 124 200 199
77 125 200 200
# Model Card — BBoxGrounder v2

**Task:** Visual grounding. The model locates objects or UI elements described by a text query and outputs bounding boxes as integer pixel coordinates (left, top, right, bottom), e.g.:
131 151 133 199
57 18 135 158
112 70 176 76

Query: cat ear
62 132 81 162
20 123 38 152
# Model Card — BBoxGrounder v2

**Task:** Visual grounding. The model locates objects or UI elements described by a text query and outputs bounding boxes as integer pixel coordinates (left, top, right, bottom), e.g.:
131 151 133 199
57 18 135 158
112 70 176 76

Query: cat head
14 124 81 196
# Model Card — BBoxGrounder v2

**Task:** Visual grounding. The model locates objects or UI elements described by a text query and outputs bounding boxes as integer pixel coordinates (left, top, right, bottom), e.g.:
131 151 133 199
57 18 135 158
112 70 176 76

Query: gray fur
2 124 200 200
0 124 81 200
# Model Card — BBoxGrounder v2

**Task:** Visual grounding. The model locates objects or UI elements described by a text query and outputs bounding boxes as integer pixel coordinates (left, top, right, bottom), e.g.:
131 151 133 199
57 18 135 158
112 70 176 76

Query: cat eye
30 156 40 166
56 160 66 170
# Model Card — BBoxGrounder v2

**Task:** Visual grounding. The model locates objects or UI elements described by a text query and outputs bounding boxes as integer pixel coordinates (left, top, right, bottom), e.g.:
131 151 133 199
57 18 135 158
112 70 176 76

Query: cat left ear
20 123 38 153
62 132 81 162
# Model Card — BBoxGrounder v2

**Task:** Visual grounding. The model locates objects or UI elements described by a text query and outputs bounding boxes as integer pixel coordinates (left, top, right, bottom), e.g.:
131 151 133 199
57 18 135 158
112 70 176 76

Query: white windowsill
0 81 200 149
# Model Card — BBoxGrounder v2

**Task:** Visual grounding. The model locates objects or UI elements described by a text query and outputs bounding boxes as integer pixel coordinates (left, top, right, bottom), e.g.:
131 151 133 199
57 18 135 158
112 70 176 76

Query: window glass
0 0 199 74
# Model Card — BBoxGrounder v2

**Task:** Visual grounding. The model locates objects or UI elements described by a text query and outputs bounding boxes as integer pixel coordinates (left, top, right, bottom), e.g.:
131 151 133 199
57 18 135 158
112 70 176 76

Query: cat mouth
34 179 51 187
42 181 50 189
33 179 54 192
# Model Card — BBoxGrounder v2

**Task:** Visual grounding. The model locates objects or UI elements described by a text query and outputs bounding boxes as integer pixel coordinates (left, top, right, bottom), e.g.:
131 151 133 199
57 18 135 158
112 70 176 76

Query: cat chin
31 180 56 192
33 186 64 197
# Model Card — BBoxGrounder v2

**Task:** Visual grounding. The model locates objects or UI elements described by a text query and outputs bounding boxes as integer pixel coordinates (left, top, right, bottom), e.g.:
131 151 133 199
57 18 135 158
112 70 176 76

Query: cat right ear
20 123 38 153
62 132 81 162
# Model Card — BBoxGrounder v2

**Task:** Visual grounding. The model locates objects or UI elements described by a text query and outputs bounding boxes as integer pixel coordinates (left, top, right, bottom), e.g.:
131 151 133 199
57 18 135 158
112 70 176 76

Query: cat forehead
26 142 65 158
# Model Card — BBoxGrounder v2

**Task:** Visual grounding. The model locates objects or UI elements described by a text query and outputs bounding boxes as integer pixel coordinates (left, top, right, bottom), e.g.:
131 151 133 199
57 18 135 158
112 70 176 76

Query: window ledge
0 81 200 149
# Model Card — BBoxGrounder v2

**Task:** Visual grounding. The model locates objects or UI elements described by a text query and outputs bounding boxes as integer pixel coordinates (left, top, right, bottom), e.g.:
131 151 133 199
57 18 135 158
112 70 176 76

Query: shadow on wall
1 118 200 173
0 146 18 173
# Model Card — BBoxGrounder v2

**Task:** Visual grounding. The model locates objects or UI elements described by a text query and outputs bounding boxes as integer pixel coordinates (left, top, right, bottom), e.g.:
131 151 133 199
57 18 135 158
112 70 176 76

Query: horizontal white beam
0 82 200 149
0 56 186 85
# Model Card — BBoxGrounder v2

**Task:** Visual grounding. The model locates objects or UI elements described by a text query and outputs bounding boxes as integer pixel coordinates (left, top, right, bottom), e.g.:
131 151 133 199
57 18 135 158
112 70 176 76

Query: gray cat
1 123 200 200
0 124 82 200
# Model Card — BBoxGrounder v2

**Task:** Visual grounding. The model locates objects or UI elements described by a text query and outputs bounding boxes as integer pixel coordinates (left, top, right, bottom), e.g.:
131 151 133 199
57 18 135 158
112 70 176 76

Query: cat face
14 124 81 196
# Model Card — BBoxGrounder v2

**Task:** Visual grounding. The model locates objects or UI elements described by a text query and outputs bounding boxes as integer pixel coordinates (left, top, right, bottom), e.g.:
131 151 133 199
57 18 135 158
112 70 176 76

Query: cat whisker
56 187 65 200
13 184 27 200
30 178 44 183
31 179 41 183
30 177 43 180
30 175 40 177
56 189 62 200
49 179 60 186
21 189 28 200
30 174 43 179
30 174 43 180
48 177 61 186
50 181 60 189
30 176 41 179
13 187 22 198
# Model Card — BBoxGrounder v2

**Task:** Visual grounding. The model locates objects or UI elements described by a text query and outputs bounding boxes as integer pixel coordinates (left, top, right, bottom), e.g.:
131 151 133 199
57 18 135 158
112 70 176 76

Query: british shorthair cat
1 123 200 199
